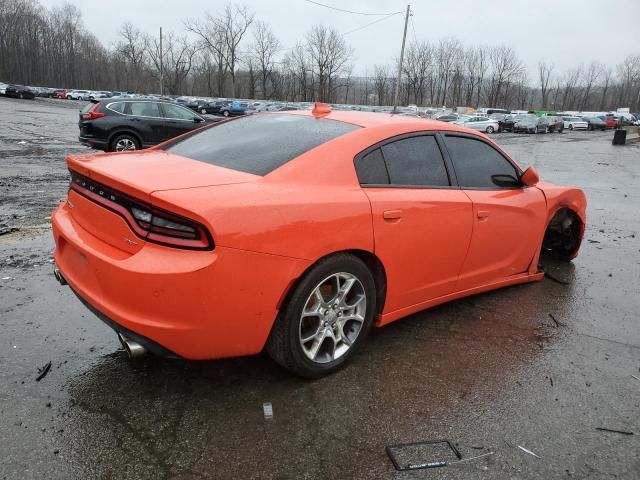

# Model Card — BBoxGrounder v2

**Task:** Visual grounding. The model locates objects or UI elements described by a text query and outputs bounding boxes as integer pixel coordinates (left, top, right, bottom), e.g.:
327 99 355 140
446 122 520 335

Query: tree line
1 0 639 111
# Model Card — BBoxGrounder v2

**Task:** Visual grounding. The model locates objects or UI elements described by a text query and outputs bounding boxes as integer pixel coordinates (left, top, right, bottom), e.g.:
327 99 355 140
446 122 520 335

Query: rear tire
110 133 140 152
265 253 376 378
222 110 230 117
486 126 495 134
201 108 207 114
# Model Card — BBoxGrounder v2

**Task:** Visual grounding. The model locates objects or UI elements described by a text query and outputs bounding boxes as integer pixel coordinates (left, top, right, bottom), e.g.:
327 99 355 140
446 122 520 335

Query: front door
161 103 201 139
441 134 547 291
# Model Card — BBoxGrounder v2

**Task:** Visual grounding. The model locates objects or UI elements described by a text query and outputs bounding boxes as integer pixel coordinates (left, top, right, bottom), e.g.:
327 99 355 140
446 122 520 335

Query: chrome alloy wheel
115 138 136 151
299 272 366 364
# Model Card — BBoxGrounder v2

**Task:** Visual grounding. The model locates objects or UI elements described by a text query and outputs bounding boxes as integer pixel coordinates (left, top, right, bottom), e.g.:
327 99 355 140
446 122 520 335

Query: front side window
129 102 160 118
444 135 520 189
162 103 198 120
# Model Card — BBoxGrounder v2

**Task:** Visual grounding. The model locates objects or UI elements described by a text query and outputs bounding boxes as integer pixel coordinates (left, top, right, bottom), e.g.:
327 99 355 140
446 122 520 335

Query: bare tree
305 25 352 102
216 3 254 97
250 20 279 99
403 41 432 106
538 61 553 109
146 31 199 94
115 22 147 91
434 37 462 106
578 62 603 110
560 65 583 110
486 45 524 107
373 64 390 105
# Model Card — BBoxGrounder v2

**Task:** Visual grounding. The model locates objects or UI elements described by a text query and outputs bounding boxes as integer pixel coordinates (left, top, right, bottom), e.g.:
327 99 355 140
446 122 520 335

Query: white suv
67 90 91 100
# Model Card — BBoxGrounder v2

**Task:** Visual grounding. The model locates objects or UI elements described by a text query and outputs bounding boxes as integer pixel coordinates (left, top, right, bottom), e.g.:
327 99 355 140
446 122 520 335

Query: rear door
357 133 473 314
126 101 167 145
441 134 547 291
161 103 202 139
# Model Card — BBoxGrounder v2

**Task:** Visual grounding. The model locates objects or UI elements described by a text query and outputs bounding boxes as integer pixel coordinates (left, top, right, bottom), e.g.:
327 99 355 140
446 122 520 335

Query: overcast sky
40 0 640 78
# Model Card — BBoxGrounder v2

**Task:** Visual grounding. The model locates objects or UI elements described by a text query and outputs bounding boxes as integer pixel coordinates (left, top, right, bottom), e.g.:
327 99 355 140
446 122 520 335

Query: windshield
164 114 360 175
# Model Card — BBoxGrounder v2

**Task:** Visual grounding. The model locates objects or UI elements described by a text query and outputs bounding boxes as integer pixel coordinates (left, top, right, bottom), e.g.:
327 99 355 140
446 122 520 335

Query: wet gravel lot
1 97 639 479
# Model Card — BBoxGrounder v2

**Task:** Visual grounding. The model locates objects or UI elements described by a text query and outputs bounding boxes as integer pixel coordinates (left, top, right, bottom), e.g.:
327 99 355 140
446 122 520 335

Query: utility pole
392 5 411 113
159 27 163 96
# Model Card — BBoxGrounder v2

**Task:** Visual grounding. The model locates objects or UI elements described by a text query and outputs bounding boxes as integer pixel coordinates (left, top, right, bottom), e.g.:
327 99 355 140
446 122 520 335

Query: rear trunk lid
65 150 259 252
67 149 260 202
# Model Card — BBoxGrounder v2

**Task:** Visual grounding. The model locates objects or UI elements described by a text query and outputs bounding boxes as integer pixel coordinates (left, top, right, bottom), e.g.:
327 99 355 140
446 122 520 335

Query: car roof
282 109 472 132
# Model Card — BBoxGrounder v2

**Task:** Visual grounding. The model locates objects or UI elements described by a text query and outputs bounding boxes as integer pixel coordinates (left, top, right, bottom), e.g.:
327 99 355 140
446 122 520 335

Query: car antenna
312 102 331 117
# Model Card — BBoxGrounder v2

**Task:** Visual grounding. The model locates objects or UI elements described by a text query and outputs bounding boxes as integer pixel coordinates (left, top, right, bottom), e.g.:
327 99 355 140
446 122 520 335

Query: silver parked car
454 116 500 134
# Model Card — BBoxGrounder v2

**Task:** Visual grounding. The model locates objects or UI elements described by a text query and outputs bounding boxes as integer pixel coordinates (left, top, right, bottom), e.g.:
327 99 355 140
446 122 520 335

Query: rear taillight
81 103 105 120
68 171 214 250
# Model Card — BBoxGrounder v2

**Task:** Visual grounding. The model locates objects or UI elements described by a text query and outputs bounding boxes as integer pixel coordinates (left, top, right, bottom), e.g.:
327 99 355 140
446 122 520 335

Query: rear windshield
164 114 360 175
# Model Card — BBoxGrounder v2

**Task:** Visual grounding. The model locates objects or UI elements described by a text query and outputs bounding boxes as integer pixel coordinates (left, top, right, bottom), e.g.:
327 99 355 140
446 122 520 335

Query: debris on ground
632 375 640 383
517 445 541 458
548 313 566 327
36 361 52 382
263 402 273 420
386 439 463 471
596 427 634 436
2 276 15 280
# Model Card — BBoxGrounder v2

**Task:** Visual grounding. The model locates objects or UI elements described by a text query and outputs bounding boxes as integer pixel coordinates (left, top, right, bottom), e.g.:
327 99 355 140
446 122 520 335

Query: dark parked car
78 99 218 152
37 87 57 98
500 114 523 132
582 117 606 131
513 115 547 134
544 115 564 133
220 101 248 117
187 100 231 115
5 85 36 99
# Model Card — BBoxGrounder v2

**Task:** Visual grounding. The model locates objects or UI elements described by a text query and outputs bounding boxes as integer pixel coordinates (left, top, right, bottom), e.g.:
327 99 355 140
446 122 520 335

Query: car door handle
477 210 490 220
383 210 403 220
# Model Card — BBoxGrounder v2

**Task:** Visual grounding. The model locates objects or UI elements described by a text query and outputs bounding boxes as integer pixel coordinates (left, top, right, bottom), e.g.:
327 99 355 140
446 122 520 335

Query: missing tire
541 208 583 261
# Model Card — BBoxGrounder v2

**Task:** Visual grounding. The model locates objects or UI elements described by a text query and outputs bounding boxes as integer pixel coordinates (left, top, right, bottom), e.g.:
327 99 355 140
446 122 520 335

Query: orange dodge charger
52 104 586 377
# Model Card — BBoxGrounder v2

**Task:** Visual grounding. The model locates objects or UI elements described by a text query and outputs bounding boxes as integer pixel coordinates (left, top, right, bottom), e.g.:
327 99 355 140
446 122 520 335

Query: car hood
66 149 260 202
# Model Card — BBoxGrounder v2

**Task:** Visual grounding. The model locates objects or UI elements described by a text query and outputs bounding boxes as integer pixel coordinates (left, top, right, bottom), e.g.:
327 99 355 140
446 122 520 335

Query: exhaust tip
53 267 67 285
117 333 147 358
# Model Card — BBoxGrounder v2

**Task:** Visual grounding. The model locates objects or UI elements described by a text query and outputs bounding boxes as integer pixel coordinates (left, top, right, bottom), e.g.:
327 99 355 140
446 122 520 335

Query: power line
410 12 418 45
302 0 402 16
342 12 402 36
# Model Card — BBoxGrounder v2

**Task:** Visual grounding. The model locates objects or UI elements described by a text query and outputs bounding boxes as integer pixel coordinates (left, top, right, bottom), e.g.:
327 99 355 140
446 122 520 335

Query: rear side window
444 135 520 189
130 102 160 118
164 114 360 176
107 102 125 114
355 149 389 184
381 135 449 187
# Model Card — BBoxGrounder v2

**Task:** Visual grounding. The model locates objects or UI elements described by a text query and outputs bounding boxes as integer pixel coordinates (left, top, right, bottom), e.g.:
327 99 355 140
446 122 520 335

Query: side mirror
194 116 204 123
520 166 539 187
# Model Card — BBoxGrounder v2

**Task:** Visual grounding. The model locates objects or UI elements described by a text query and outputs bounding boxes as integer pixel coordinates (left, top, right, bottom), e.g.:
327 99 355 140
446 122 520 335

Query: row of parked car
432 111 640 134
0 83 126 100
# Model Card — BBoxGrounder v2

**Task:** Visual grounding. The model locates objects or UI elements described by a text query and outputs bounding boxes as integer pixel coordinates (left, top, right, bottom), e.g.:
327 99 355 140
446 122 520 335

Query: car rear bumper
51 202 310 360
79 136 108 150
